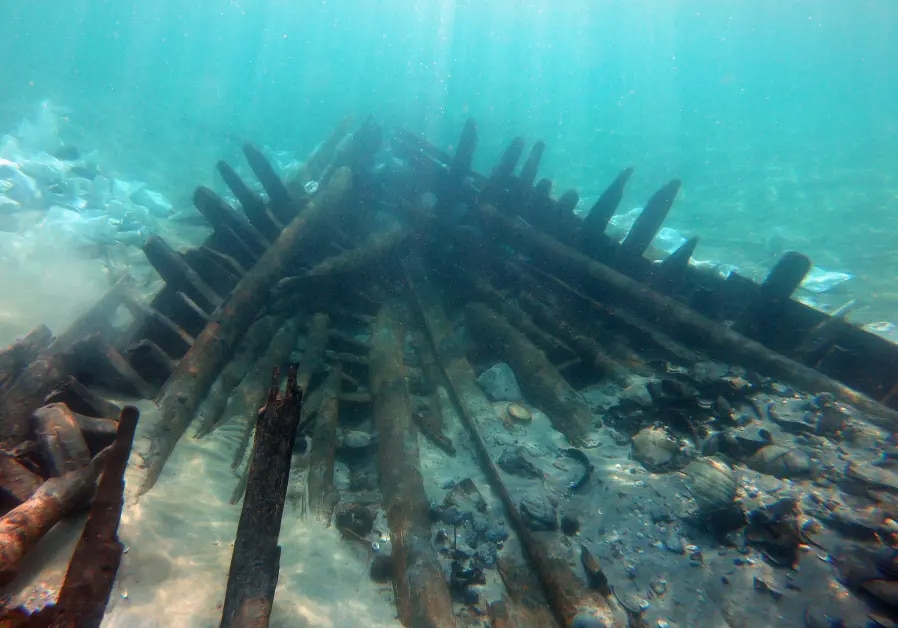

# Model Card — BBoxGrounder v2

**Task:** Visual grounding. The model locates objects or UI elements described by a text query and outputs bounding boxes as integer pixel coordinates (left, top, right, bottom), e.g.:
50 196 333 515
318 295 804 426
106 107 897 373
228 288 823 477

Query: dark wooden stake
47 406 140 627
220 365 303 628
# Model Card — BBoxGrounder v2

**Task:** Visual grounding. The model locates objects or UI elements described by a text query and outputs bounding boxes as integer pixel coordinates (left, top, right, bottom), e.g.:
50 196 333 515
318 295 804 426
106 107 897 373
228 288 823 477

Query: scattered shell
507 402 532 423
683 457 737 514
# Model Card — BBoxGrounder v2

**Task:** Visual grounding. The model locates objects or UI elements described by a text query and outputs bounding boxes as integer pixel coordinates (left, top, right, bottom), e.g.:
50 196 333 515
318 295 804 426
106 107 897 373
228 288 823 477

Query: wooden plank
369 302 456 627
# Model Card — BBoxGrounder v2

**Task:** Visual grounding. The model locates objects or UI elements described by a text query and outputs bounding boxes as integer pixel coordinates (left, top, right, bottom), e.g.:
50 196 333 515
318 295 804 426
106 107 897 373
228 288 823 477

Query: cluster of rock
0 101 173 255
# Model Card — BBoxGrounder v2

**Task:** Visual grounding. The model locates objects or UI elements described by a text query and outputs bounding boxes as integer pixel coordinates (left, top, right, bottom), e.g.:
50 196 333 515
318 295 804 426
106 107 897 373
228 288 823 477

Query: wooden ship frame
2 116 898 627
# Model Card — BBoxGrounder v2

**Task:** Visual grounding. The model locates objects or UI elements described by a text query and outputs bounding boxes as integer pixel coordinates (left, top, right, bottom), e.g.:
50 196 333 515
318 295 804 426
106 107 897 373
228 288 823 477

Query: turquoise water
3 1 896 209
4 2 897 322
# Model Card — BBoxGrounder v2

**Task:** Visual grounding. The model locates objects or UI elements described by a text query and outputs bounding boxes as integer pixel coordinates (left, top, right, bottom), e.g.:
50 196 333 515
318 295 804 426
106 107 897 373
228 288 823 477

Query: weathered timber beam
0 325 52 394
516 291 633 386
44 377 121 420
403 258 619 627
143 235 224 313
307 363 341 519
369 302 456 627
184 247 244 296
465 302 592 444
217 159 282 241
297 313 330 392
230 317 303 472
194 315 280 439
328 328 371 353
138 168 351 495
578 167 633 256
0 450 107 586
735 251 811 337
124 339 175 388
479 203 898 426
0 280 127 448
516 262 702 367
48 406 139 627
409 331 456 456
0 451 43 507
119 287 194 359
63 333 157 399
220 365 303 628
617 179 680 261
194 185 270 255
244 143 298 225
307 226 409 278
459 273 575 358
72 412 119 455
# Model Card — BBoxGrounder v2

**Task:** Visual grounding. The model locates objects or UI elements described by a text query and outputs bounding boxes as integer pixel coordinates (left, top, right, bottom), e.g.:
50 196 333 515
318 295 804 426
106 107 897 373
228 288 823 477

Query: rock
444 478 487 514
337 429 375 450
663 529 685 554
561 513 580 536
477 362 522 401
520 495 557 531
861 579 898 609
498 447 542 479
631 426 681 470
620 383 653 408
844 462 898 495
747 445 816 479
580 545 611 595
874 547 898 579
485 524 509 544
746 500 804 567
475 542 498 567
370 553 394 583
334 504 375 540
131 188 173 217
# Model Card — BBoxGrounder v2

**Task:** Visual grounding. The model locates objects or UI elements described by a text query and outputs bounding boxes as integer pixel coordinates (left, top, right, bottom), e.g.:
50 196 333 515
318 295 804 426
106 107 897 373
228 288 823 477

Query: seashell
506 402 532 423
683 457 737 514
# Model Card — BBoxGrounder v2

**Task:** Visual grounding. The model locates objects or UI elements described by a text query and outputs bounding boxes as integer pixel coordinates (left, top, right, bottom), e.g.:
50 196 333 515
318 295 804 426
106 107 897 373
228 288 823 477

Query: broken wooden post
220 365 303 628
403 259 619 627
0 450 107 586
139 167 350 495
465 302 592 444
369 302 456 628
49 406 139 627
477 203 898 426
